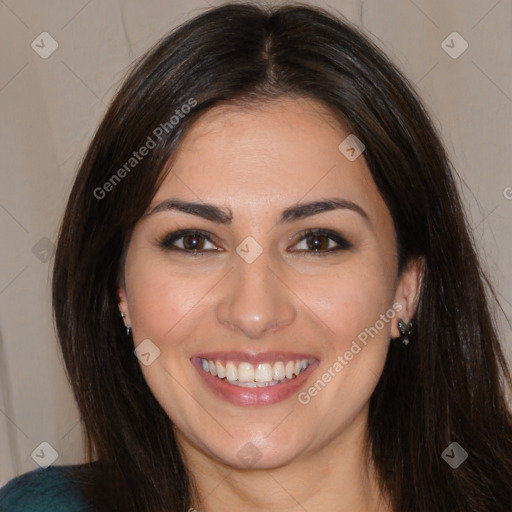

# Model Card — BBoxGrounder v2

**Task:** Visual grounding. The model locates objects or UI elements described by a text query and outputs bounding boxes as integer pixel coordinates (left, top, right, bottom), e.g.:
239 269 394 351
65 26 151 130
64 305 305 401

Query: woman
1 2 511 511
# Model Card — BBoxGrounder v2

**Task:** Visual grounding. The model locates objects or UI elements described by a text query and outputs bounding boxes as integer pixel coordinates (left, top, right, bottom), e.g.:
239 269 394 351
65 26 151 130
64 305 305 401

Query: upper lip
192 350 319 364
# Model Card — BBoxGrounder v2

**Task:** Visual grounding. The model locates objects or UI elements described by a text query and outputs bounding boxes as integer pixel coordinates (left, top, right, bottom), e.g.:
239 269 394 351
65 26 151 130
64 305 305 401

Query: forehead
152 97 390 227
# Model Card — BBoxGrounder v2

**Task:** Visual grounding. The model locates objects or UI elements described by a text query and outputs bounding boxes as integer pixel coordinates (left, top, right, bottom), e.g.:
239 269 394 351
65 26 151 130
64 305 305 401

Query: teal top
0 465 88 511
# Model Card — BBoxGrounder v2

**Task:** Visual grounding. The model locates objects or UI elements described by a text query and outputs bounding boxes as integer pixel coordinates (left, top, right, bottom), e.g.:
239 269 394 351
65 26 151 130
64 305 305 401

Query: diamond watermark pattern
31 441 59 468
338 134 365 161
441 32 468 59
441 442 468 469
31 32 59 59
236 236 263 264
32 237 55 263
134 338 161 366
237 442 262 467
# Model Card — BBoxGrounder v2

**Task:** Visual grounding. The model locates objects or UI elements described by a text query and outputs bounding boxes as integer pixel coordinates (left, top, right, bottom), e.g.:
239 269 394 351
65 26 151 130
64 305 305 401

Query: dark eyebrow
278 198 369 225
145 197 370 226
145 199 232 223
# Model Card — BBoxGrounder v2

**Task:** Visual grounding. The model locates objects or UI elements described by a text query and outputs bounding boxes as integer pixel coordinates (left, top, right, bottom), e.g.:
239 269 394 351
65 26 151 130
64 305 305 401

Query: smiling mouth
199 358 312 387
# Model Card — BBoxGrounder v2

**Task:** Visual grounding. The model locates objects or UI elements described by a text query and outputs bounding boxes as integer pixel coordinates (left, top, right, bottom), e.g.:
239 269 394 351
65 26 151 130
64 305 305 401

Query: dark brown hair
52 2 512 511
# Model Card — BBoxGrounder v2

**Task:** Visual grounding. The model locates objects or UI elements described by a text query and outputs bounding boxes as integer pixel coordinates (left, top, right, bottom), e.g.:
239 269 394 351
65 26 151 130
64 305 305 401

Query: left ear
390 256 424 338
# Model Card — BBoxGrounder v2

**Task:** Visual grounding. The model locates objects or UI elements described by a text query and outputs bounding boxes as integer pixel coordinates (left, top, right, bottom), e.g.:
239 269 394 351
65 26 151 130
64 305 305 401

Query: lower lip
191 358 319 406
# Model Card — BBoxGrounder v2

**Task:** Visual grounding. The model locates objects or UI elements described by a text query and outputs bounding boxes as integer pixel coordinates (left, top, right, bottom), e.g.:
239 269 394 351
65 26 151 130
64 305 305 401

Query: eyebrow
145 197 370 226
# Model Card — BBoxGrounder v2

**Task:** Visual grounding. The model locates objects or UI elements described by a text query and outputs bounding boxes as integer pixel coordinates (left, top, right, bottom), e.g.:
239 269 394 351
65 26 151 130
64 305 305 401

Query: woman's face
119 97 420 469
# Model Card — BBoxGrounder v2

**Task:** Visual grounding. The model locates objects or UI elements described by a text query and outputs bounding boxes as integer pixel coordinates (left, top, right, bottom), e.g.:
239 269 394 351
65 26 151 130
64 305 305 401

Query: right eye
158 229 220 254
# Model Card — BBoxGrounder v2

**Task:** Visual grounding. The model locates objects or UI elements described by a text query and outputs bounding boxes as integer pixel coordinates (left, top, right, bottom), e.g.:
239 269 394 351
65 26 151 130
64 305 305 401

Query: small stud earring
120 312 132 337
397 318 413 345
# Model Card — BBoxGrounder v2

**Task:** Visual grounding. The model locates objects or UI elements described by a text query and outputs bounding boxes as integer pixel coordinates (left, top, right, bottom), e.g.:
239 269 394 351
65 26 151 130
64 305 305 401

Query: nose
215 249 297 339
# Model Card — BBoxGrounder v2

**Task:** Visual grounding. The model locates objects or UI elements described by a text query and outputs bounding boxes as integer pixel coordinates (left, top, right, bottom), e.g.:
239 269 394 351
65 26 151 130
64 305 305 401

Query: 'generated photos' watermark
94 98 197 200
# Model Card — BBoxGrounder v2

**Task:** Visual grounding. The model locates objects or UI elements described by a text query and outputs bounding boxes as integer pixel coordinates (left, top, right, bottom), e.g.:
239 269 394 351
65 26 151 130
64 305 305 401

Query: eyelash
157 228 352 256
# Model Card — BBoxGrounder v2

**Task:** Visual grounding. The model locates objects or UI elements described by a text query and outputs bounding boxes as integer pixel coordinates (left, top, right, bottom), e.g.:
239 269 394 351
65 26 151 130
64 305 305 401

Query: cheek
298 271 394 425
311 263 396 403
305 262 396 346
124 254 209 341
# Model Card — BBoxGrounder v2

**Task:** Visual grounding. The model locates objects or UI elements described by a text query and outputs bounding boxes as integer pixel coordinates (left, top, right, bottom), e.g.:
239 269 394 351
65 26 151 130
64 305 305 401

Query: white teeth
273 361 285 380
255 363 273 383
199 358 311 385
215 361 225 379
285 361 295 379
238 362 255 382
225 361 237 381
226 379 281 388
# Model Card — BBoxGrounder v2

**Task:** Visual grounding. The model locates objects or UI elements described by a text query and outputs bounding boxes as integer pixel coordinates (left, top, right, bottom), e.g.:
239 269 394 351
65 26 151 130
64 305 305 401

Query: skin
119 96 422 511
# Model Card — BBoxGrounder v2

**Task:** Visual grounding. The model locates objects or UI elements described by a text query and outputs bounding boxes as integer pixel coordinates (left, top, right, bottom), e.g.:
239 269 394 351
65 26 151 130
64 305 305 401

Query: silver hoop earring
397 318 413 345
120 312 132 337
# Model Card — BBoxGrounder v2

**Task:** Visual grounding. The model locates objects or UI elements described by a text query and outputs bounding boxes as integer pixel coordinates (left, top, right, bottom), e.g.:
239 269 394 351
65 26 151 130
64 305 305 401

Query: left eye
291 229 352 253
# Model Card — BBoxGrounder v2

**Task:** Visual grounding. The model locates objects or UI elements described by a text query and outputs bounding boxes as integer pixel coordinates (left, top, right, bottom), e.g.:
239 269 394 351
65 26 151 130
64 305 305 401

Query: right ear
118 284 132 327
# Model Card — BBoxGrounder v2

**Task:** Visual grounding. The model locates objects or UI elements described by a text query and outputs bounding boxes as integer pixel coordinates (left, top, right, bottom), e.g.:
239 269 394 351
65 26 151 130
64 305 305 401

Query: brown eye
182 233 206 250
159 230 218 253
291 229 352 254
304 233 331 251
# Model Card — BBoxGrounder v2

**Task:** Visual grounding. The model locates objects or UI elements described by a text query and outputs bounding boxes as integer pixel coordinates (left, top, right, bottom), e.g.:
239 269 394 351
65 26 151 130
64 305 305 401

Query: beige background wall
1 0 511 485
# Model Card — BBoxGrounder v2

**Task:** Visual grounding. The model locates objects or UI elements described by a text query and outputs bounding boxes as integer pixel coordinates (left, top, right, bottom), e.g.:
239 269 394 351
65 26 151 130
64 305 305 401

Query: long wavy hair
52 2 512 511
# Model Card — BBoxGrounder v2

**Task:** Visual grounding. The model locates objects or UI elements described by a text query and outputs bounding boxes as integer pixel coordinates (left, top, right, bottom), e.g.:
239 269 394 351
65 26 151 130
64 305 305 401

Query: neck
177 406 390 512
